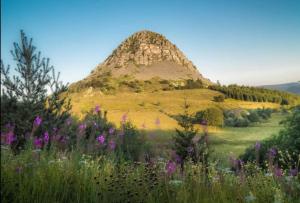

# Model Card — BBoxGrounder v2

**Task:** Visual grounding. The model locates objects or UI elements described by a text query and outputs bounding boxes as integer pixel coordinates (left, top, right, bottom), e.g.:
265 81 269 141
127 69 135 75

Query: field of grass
125 113 285 168
68 88 280 130
209 113 286 166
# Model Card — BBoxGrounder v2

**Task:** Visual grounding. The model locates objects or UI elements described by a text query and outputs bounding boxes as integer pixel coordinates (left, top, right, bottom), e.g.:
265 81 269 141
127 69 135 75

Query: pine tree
173 99 198 171
1 30 71 150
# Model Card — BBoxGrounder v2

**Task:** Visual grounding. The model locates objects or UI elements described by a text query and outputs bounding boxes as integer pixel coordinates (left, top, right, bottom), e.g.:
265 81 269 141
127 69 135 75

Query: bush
224 108 273 127
241 106 300 169
195 107 224 126
213 95 225 102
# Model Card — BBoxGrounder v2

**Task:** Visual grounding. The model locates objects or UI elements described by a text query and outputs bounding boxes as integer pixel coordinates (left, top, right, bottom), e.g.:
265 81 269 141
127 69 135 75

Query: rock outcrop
86 30 210 82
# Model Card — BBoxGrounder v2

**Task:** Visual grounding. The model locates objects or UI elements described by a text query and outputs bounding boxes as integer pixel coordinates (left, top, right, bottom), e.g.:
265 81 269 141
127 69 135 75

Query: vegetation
241 106 300 170
0 31 71 152
194 107 224 126
2 32 300 203
224 108 273 127
209 84 300 105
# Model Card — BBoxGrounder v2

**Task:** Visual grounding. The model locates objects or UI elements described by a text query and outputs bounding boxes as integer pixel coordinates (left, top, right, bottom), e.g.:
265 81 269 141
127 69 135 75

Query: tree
195 107 224 126
173 100 198 171
1 30 71 150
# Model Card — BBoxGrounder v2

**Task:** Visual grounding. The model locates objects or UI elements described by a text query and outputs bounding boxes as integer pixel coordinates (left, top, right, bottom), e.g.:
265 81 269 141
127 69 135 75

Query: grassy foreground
2 148 299 203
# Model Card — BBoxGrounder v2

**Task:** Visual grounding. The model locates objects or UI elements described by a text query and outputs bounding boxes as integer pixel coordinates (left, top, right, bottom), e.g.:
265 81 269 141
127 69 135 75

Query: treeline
209 84 300 105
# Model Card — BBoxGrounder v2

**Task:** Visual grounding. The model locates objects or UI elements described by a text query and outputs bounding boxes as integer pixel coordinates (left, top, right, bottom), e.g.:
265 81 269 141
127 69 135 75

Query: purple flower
268 148 277 158
34 116 42 127
6 131 16 145
43 132 49 143
95 105 100 113
255 141 261 151
274 167 283 177
166 160 176 175
79 123 86 131
97 135 105 144
289 169 298 177
155 118 160 126
121 113 127 124
109 140 116 150
34 137 43 149
109 127 115 135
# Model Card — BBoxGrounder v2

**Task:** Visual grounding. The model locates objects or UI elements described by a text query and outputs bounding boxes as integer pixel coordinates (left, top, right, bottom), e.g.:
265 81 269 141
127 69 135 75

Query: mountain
261 82 300 95
71 30 211 91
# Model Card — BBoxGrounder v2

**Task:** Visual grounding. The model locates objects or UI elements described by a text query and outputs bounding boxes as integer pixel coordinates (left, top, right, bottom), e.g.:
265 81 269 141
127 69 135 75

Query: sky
1 0 300 86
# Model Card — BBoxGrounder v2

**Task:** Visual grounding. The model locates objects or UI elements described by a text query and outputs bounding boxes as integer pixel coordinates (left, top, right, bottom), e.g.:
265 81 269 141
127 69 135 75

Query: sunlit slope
68 89 280 129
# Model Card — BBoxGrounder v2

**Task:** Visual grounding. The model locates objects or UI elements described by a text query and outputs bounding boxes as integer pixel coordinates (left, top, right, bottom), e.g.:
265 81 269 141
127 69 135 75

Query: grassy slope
68 88 279 130
143 113 286 166
209 113 285 166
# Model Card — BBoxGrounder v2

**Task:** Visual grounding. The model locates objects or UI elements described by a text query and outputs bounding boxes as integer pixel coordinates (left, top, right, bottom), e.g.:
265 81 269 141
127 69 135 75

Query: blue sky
1 0 300 85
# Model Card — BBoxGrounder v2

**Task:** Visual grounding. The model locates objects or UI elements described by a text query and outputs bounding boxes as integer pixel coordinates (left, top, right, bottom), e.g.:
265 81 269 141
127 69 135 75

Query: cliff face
87 30 209 82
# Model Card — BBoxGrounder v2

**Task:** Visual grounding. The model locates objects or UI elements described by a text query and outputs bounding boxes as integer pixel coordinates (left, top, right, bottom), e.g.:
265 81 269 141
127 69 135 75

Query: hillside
68 88 279 129
261 82 300 95
70 30 211 92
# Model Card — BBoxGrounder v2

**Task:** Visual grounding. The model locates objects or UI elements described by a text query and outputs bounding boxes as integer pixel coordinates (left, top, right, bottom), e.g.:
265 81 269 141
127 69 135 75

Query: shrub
213 95 225 102
241 106 300 169
194 107 224 126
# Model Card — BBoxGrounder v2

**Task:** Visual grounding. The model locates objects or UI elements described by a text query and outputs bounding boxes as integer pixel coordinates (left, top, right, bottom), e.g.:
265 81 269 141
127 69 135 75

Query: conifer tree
1 30 71 150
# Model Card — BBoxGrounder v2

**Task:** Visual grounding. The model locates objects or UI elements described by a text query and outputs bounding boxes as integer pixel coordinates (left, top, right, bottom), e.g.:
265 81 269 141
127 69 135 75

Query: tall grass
1 147 299 203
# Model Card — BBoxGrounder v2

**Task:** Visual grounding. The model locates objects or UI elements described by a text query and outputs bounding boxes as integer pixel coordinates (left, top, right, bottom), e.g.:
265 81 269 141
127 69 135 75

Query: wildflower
155 117 160 126
95 105 100 113
268 147 277 158
109 140 116 150
166 160 176 175
109 127 115 135
33 116 42 126
289 169 298 176
79 123 86 131
254 141 261 151
34 137 43 149
97 134 105 144
43 131 49 143
6 131 16 145
274 167 283 177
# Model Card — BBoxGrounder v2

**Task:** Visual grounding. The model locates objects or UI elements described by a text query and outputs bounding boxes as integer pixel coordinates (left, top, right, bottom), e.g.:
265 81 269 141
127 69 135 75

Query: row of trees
209 84 300 105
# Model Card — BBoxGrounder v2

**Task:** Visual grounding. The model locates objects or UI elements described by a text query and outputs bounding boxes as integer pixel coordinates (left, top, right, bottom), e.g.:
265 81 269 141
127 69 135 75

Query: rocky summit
85 30 210 82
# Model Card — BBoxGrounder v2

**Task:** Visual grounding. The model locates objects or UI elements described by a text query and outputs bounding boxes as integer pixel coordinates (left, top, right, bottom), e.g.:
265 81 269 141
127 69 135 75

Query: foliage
173 100 210 172
194 107 224 126
0 31 71 151
209 84 300 105
1 148 300 203
241 106 300 169
213 94 225 102
224 108 273 127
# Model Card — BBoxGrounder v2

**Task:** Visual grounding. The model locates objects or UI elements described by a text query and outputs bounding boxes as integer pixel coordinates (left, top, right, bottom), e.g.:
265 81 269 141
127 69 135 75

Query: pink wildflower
97 134 105 144
166 160 176 175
